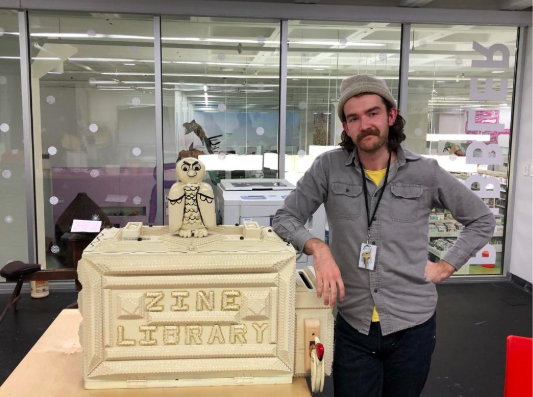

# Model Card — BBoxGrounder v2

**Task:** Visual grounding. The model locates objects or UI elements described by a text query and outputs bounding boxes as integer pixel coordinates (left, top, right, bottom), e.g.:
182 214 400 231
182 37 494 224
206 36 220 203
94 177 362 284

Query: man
272 74 495 397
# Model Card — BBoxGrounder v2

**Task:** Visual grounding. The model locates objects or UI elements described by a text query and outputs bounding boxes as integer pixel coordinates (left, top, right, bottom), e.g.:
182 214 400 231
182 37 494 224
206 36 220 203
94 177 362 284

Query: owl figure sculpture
168 158 216 238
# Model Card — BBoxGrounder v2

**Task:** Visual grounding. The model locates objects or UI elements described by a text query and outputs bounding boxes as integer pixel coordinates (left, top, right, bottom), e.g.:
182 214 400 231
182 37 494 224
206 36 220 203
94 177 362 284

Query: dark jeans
333 312 437 397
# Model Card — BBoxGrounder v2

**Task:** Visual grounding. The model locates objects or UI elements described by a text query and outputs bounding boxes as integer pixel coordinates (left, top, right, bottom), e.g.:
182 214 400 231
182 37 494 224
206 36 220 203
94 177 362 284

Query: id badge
359 243 377 271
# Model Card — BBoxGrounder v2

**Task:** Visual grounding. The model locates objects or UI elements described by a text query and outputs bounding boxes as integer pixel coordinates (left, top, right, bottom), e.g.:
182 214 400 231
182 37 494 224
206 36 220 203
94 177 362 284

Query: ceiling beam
412 25 476 49
12 1 532 26
399 0 435 7
302 23 389 67
500 0 532 10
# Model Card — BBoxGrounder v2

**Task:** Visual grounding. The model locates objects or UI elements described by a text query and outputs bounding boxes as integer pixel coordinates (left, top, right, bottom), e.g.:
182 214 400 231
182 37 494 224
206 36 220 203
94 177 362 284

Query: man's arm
272 154 329 253
424 259 455 284
430 161 497 276
273 154 344 307
304 238 345 307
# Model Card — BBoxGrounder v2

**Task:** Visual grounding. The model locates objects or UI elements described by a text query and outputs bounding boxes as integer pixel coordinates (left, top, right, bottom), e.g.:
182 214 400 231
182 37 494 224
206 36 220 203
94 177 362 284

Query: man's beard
355 128 388 152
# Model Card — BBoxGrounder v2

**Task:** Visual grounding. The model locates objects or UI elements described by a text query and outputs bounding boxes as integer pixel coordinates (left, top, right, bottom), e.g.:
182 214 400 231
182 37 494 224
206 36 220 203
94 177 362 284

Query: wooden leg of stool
0 278 24 324
11 277 24 313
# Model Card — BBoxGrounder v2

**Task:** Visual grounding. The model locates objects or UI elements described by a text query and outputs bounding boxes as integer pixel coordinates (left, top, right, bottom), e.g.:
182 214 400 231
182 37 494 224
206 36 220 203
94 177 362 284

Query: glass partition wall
0 10 28 270
160 16 281 224
405 25 519 275
7 10 520 276
28 12 157 269
284 21 402 185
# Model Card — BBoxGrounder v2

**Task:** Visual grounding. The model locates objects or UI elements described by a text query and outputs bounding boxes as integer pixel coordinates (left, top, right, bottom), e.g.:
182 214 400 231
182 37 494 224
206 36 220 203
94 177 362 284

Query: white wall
509 28 532 284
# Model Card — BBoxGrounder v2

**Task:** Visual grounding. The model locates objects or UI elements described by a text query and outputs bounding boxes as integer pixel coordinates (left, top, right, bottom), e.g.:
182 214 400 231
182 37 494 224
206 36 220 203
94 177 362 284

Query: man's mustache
356 129 380 142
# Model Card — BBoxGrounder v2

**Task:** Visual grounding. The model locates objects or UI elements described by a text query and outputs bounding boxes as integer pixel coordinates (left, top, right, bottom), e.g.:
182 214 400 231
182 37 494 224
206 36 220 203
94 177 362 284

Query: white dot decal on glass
51 245 60 254
416 85 424 93
0 123 9 133
218 103 226 112
414 128 422 136
132 147 141 156
298 150 306 158
2 170 11 179
455 58 463 66
48 146 57 156
87 29 96 37
218 152 226 160
0 28 4 37
92 214 100 221
49 196 59 205
46 95 56 105
339 38 348 47
335 128 343 136
89 77 97 84
4 215 13 224
133 196 142 205
0 76 6 85
449 154 458 162
89 124 98 133
132 97 141 106
298 101 307 110
257 35 265 44
218 53 226 61
379 53 387 61
256 127 265 136
274 48 279 55
90 169 99 178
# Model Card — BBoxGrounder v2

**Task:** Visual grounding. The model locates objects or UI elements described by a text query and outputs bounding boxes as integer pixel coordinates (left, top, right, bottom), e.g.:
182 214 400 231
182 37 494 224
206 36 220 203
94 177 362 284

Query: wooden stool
0 261 77 324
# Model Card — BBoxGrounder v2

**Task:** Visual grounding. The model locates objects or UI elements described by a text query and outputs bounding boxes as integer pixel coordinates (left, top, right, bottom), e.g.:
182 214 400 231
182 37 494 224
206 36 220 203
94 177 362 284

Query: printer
216 179 326 268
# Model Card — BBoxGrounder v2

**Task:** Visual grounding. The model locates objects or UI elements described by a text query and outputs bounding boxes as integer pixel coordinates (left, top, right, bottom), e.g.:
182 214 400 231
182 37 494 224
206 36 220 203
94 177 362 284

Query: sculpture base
85 375 293 390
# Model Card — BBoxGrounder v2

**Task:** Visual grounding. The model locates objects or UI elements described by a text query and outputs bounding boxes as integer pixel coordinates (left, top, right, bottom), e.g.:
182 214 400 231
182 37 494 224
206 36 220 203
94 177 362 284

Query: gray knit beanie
337 74 396 121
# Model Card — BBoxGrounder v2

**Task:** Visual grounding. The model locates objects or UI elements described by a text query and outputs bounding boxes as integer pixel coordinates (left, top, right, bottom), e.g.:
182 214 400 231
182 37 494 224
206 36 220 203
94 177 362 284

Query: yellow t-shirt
364 168 387 322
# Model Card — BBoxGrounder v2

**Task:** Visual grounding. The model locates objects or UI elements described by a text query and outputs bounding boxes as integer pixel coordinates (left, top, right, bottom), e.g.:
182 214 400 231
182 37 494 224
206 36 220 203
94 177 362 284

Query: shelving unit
428 244 502 261
429 231 503 238
425 156 509 276
477 169 508 178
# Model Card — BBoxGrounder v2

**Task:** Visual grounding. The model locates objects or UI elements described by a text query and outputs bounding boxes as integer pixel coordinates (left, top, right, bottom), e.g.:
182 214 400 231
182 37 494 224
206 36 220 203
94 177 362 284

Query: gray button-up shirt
273 146 495 336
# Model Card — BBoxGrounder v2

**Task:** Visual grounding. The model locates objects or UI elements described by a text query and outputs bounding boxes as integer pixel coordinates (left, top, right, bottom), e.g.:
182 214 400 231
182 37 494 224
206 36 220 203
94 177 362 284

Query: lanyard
359 151 392 242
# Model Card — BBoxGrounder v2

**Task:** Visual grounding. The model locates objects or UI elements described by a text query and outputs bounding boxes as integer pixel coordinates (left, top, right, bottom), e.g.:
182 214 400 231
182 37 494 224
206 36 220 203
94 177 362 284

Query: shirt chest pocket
329 181 363 220
389 183 424 223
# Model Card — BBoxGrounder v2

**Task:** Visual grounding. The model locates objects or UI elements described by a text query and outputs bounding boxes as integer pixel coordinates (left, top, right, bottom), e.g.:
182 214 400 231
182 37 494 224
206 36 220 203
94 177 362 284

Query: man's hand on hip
424 260 455 284
304 238 345 307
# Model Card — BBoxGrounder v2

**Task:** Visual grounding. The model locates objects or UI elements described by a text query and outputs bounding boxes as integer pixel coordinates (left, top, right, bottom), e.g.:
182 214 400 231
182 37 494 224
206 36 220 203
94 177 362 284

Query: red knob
316 343 324 361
